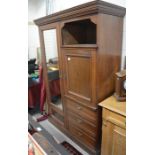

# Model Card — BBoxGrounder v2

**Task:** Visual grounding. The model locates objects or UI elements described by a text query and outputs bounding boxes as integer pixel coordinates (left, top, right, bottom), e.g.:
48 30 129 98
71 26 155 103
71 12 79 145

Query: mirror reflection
43 29 63 110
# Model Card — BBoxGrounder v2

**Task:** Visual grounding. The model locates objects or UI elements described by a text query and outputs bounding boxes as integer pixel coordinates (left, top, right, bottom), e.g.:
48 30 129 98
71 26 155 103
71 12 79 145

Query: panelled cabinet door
62 49 96 105
102 121 126 155
112 126 126 155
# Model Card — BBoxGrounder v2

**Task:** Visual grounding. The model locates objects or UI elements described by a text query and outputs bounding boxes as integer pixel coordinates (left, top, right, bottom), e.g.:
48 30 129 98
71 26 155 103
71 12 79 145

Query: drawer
66 99 97 123
68 122 96 149
103 108 126 129
68 111 97 138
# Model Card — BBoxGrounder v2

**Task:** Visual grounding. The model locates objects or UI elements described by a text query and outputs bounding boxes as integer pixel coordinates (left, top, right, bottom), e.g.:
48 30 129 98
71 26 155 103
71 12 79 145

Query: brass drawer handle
77 106 82 110
77 119 82 124
78 132 83 137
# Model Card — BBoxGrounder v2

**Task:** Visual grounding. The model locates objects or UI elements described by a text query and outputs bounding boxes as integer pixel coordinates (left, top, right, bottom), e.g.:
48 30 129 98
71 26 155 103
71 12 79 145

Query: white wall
121 16 126 69
28 0 126 69
51 0 125 13
28 0 46 59
28 0 46 21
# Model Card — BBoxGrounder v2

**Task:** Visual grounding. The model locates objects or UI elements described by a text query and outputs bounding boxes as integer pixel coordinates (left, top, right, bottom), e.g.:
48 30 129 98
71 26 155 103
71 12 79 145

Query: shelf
62 19 96 45
61 44 98 48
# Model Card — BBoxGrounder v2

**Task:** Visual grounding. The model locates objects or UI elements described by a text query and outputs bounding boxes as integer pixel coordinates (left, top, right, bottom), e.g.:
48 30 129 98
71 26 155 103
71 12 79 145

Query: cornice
34 0 126 26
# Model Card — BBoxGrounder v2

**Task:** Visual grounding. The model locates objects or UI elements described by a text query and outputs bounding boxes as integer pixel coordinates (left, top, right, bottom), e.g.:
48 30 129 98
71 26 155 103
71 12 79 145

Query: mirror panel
43 29 63 111
44 29 58 62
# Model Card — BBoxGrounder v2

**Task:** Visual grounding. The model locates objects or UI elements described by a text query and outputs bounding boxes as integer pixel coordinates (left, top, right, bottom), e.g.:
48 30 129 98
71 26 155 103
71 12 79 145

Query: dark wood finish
61 44 98 48
38 24 67 127
62 49 97 105
96 13 124 102
62 19 96 45
34 1 125 154
65 98 97 123
114 70 126 101
68 111 97 138
68 123 96 148
34 0 125 26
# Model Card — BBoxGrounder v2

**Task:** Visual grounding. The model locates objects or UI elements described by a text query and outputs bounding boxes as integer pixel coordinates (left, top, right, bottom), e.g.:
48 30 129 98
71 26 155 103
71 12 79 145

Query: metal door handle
67 57 71 61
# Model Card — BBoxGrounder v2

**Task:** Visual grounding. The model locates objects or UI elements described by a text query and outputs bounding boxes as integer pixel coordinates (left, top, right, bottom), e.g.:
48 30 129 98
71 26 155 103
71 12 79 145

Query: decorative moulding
34 0 126 26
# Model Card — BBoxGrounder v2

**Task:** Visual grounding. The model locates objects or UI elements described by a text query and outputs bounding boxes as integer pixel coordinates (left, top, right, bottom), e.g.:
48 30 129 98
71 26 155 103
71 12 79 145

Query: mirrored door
43 29 63 111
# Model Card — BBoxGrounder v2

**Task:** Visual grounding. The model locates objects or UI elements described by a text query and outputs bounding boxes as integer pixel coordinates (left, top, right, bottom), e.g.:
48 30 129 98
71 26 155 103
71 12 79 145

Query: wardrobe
34 1 126 154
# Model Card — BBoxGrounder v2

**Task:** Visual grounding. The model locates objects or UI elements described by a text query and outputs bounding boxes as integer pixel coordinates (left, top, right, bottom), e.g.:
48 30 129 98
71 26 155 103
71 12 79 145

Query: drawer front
103 109 126 129
68 111 97 138
66 99 97 123
68 122 96 149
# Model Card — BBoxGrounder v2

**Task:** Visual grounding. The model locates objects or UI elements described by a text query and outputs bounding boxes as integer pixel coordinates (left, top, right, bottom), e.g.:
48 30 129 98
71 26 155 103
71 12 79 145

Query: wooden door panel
67 55 91 98
112 127 126 155
63 49 96 104
102 121 126 155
